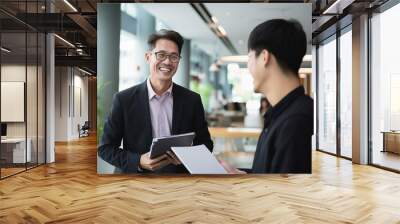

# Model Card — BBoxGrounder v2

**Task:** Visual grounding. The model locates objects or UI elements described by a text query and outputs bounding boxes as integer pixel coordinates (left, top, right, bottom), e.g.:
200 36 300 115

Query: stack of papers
171 145 227 174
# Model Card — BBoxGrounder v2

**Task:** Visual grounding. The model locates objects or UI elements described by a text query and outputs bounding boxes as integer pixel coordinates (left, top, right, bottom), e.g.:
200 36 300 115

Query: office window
317 36 337 154
1 32 28 178
0 2 46 179
339 27 352 158
119 4 140 91
27 31 38 170
119 29 142 91
119 4 154 91
371 2 400 171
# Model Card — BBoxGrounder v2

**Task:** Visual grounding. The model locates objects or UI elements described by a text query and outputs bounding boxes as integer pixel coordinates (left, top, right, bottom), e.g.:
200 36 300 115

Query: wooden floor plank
1 134 400 223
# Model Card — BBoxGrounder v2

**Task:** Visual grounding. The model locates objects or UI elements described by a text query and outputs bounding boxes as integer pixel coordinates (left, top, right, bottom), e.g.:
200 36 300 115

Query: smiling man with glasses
99 29 213 174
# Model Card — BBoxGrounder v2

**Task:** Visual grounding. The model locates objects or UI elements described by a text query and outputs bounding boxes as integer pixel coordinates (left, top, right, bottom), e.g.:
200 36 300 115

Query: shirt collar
263 85 305 127
147 78 173 100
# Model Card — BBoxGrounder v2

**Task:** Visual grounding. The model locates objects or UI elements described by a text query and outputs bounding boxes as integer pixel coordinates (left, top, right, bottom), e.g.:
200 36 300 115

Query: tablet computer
149 132 195 159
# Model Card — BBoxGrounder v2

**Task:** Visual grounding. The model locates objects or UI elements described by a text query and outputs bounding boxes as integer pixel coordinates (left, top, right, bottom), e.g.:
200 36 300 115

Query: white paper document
171 144 227 174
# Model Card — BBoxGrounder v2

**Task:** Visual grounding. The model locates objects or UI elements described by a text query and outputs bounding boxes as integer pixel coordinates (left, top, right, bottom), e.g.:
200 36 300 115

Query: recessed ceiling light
78 67 92 76
54 34 75 48
299 68 312 74
220 55 248 63
303 54 312 62
322 0 352 15
1 47 11 53
211 16 218 24
63 0 78 12
217 25 227 36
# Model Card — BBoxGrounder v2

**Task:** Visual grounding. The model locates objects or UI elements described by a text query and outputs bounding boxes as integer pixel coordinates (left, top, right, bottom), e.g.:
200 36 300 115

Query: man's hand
139 152 170 171
219 160 247 174
166 150 182 165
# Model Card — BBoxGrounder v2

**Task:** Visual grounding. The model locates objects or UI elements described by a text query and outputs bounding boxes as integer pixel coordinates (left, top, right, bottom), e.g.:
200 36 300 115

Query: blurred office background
2 1 399 178
97 3 312 173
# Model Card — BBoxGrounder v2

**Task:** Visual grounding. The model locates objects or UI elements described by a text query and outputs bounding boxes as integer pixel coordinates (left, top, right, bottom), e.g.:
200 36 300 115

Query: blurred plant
97 80 112 143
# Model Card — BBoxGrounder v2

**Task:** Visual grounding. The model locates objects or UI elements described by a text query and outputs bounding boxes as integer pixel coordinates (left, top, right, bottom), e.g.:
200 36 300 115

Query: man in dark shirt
221 19 313 174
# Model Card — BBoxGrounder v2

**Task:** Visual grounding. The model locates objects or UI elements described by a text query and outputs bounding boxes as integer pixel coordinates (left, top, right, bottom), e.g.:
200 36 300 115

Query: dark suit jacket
98 81 213 173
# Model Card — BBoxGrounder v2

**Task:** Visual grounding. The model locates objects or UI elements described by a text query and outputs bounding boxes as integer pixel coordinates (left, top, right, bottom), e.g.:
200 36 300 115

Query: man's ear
145 52 150 63
262 49 270 67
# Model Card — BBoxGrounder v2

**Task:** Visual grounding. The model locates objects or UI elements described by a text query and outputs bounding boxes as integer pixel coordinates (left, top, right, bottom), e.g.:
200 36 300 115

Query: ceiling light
217 25 227 36
1 47 11 53
323 0 341 14
211 16 218 24
220 55 248 63
63 0 78 12
322 0 353 15
299 68 312 74
219 54 311 64
54 34 75 48
78 67 92 76
303 54 312 62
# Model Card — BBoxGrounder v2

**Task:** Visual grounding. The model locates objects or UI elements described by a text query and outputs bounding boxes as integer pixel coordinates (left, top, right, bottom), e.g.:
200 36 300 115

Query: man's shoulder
270 94 313 129
287 94 313 117
275 95 313 133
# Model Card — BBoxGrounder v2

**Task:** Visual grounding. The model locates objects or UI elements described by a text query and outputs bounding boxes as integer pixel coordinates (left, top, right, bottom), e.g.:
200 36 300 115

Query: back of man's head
248 19 307 76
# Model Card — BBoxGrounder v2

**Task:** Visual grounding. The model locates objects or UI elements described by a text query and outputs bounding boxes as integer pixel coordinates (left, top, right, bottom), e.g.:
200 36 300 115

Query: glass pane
27 31 38 169
371 3 400 171
318 36 337 154
38 33 45 165
340 29 352 158
1 31 27 177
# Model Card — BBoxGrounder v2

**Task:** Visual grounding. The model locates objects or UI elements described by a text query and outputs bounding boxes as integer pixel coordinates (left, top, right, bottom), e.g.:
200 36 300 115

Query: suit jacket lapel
137 81 153 142
172 83 183 135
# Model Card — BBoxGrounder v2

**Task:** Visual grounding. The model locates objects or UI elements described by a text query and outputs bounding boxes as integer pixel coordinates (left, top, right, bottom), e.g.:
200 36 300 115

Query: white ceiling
140 3 311 57
205 3 312 55
139 3 231 58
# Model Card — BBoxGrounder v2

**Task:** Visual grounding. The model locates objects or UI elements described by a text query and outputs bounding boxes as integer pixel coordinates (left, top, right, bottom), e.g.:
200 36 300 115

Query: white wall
1 65 40 138
72 73 89 138
1 63 46 164
55 66 68 141
55 67 89 141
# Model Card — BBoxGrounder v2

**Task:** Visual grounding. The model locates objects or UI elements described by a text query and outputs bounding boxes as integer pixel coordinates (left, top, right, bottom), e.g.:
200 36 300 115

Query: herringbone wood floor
1 135 400 223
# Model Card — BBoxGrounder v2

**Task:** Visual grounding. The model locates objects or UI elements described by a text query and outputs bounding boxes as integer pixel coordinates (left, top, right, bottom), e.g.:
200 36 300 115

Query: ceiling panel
205 3 312 55
141 3 311 57
139 3 231 58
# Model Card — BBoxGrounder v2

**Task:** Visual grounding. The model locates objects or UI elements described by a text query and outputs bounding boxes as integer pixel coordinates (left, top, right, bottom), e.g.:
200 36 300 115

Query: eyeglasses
152 51 181 63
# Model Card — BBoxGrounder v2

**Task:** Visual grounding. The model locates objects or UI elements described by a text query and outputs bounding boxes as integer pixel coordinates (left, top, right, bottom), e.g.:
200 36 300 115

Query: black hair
248 19 306 76
148 29 184 54
259 97 270 114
